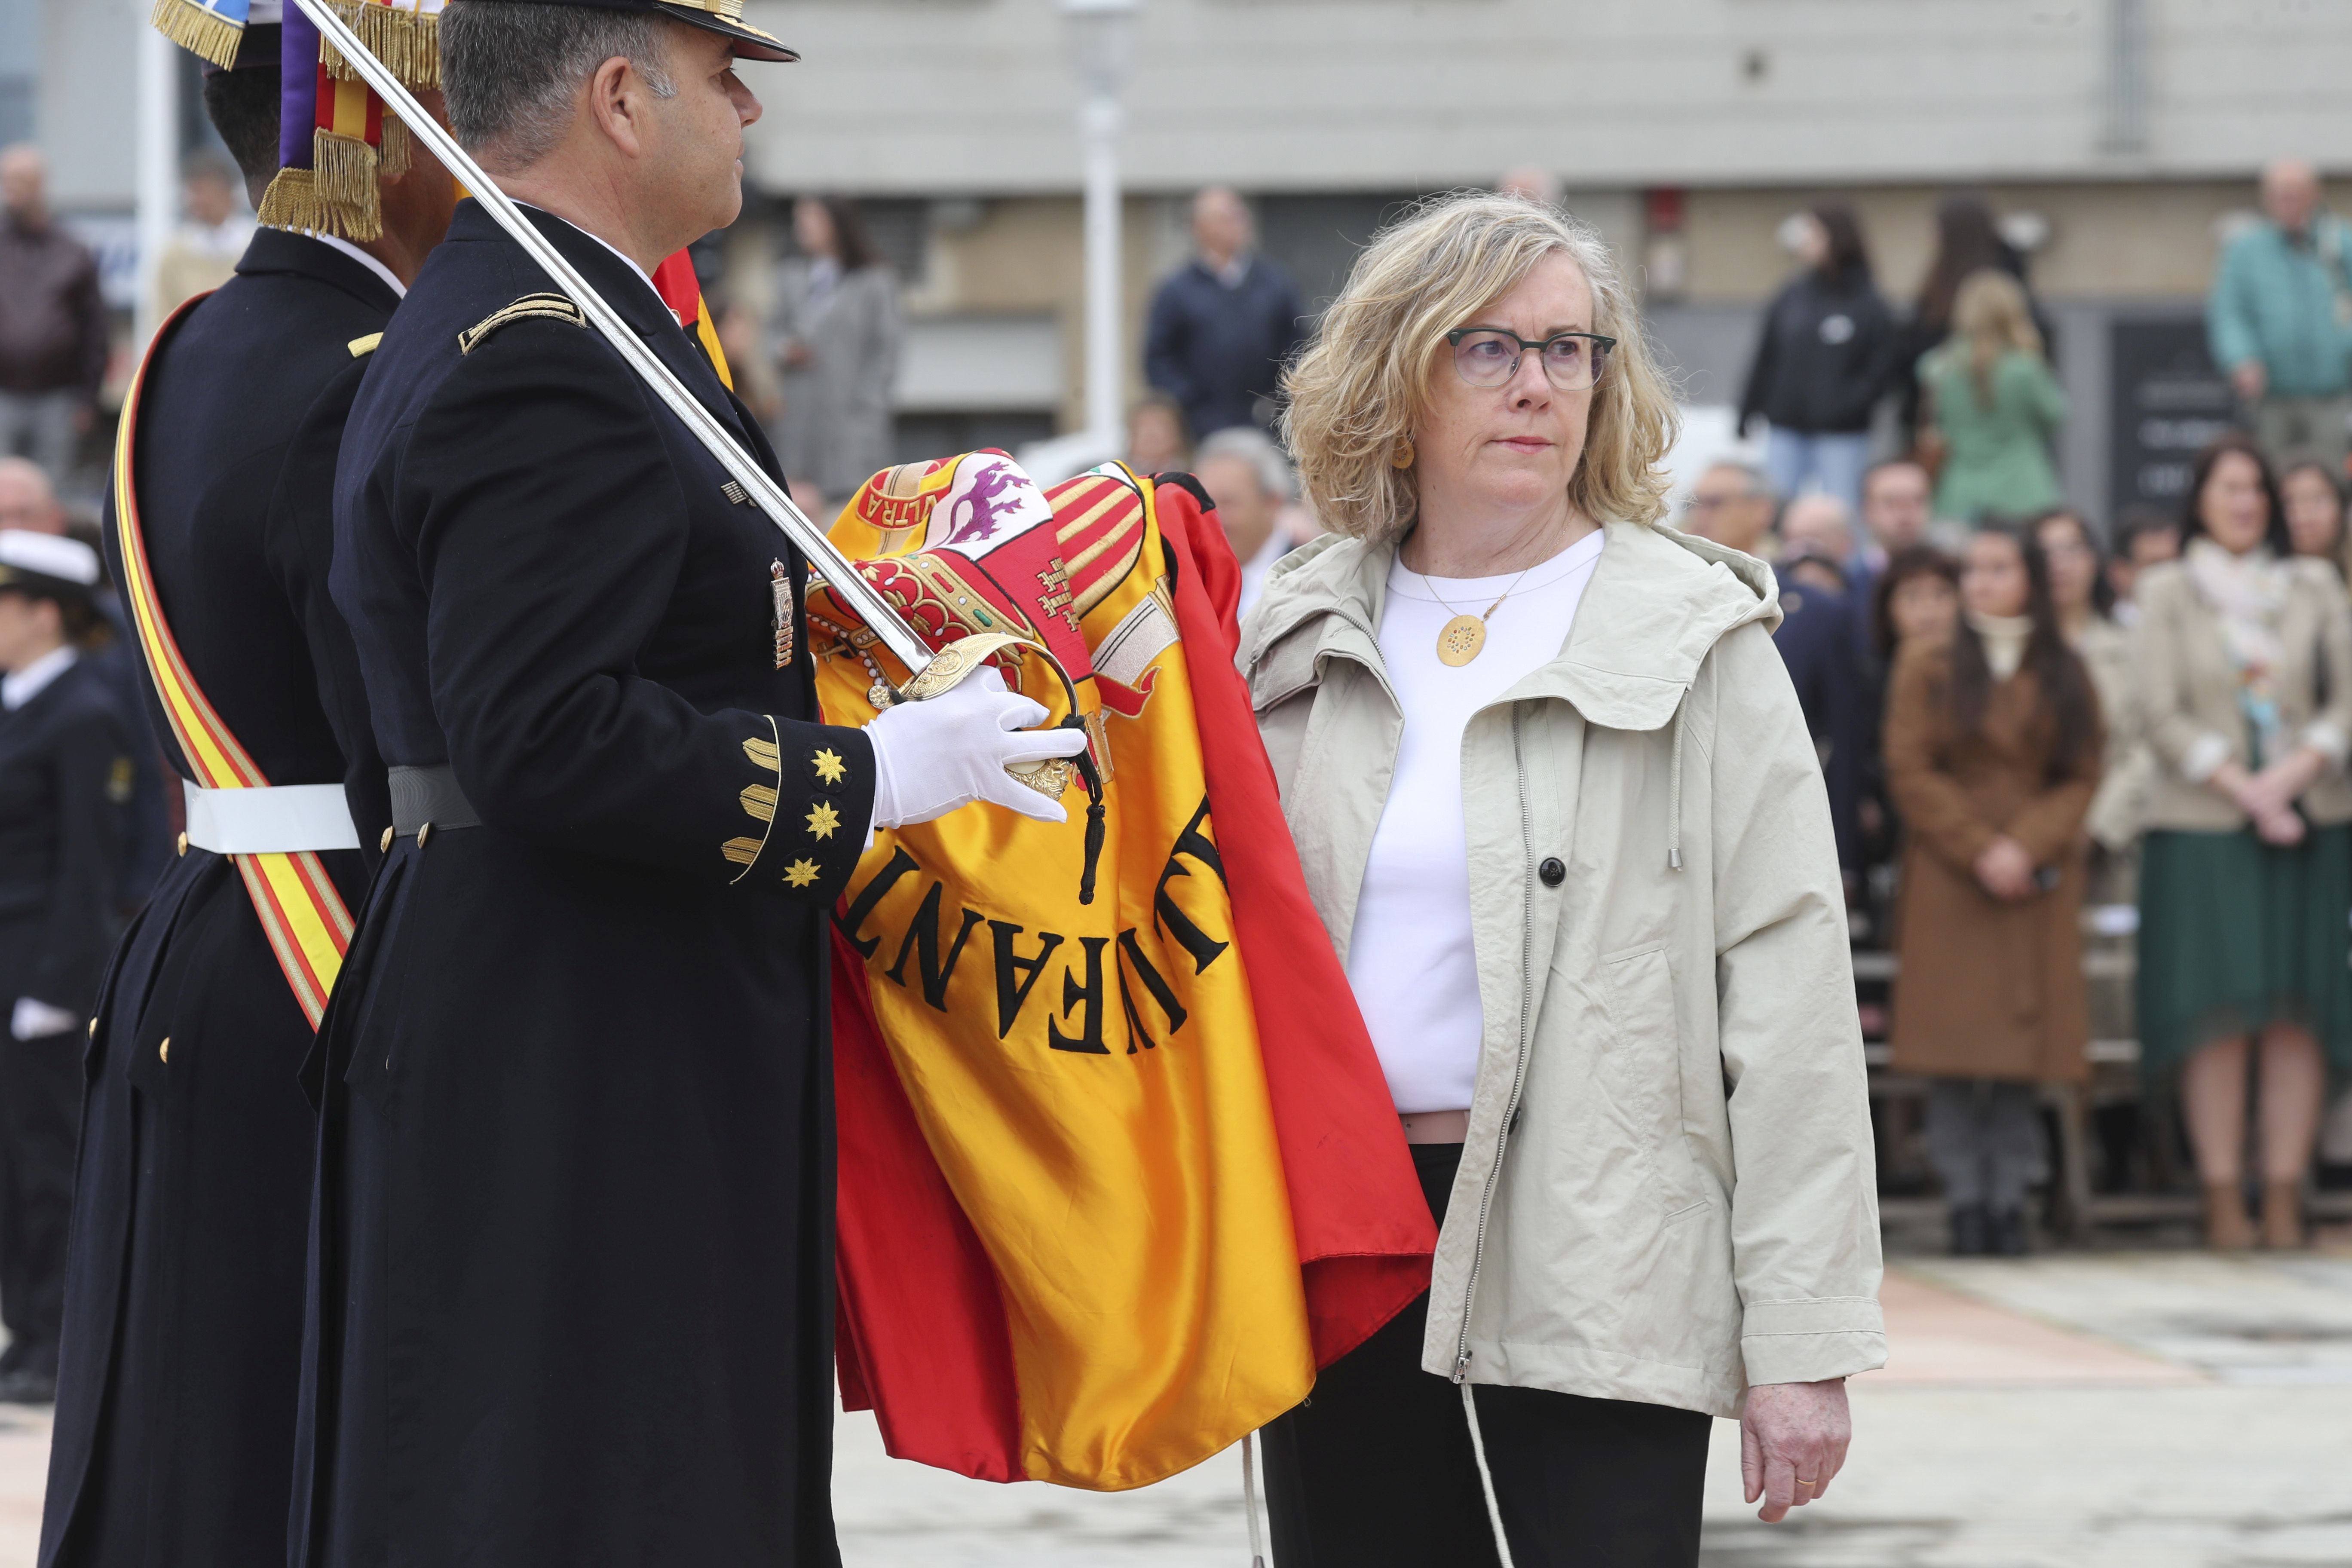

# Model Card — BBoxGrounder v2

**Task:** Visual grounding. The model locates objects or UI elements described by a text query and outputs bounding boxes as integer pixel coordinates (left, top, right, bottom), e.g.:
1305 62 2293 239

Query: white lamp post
1060 0 1140 453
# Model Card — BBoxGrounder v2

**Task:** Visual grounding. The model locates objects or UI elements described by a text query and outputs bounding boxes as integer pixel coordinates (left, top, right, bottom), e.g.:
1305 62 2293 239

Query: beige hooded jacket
1240 517 1886 1418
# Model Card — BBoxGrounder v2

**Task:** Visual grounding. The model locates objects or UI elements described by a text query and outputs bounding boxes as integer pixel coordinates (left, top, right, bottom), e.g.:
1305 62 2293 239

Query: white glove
865 667 1090 827
12 996 80 1041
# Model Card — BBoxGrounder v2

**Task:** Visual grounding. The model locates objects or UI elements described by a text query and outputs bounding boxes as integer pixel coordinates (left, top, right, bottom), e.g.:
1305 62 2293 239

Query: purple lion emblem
933 456 1050 554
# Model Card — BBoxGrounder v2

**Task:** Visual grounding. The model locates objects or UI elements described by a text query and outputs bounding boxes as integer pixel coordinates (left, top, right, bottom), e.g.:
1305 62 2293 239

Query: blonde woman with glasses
1241 192 1885 1567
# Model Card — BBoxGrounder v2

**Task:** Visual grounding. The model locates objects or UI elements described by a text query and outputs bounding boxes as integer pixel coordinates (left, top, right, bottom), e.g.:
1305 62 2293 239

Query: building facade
736 0 2352 519
24 0 2352 518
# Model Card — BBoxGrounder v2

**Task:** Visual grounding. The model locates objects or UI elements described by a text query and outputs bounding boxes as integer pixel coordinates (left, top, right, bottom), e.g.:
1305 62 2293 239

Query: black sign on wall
2110 316 2238 514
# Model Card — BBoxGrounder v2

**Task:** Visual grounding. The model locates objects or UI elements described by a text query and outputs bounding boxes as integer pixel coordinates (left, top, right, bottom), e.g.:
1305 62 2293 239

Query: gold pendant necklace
1422 567 1534 668
1436 613 1488 666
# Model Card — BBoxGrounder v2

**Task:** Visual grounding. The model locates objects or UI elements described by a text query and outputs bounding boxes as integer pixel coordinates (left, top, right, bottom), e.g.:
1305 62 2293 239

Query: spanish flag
651 250 733 389
812 454 1434 1489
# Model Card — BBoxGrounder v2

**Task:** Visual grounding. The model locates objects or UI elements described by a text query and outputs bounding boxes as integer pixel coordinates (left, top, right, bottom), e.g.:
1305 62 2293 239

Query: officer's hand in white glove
865 668 1090 827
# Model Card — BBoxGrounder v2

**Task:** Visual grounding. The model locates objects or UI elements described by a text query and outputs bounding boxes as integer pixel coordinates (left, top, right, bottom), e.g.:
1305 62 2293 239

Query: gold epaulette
457 293 586 355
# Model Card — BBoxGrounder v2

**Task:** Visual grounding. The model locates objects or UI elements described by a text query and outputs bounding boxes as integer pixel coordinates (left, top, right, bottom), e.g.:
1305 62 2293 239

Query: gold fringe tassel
320 1 441 91
254 156 384 245
378 115 411 179
255 168 323 235
149 0 243 69
312 130 385 236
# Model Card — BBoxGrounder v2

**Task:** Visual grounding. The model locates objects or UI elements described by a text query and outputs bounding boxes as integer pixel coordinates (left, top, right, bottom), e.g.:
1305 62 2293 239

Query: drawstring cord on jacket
1667 689 1689 871
1461 1384 1521 1567
1240 1429 1267 1567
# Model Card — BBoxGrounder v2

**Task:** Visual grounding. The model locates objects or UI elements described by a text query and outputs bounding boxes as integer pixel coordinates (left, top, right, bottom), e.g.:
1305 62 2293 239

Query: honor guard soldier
0 532 132 1412
297 3 1083 1563
39 5 456 1562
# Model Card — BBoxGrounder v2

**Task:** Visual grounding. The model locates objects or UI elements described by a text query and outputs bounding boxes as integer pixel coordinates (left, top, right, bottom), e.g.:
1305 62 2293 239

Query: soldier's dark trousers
0 1020 84 1374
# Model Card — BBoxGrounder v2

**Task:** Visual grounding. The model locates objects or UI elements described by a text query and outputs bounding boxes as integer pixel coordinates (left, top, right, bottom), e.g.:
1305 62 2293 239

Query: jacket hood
1244 517 1781 732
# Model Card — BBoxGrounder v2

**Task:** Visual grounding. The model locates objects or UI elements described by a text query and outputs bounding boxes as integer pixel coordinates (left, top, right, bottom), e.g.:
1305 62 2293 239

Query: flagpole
282 0 938 682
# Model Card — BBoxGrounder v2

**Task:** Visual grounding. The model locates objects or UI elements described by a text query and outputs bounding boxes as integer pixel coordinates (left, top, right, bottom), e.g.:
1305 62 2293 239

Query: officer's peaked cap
0 530 101 605
450 0 797 63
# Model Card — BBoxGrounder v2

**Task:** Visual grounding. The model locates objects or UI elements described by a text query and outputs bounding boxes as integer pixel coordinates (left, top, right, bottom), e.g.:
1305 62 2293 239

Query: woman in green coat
1920 269 2067 524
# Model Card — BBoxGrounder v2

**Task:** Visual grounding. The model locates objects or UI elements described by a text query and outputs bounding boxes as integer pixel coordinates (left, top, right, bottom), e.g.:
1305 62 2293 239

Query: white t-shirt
1345 528 1606 1113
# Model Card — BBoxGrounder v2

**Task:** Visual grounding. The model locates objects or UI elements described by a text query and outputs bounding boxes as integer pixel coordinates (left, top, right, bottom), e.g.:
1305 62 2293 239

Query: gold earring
1391 436 1415 469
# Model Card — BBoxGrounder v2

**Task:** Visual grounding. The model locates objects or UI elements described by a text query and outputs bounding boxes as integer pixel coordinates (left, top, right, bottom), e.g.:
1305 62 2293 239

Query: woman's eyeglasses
1447 327 1617 392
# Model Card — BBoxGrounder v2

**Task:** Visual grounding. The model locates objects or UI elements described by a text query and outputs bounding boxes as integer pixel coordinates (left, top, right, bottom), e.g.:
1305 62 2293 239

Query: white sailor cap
0 530 102 601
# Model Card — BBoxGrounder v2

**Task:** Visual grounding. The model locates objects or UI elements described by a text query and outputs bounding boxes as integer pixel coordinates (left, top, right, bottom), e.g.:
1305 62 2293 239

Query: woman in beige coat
1885 523 2102 1256
2133 435 2352 1250
1241 193 1882 1568
2036 508 2150 859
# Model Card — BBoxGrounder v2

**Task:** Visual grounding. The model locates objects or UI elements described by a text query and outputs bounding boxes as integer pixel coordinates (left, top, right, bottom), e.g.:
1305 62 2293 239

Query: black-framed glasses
1446 327 1617 391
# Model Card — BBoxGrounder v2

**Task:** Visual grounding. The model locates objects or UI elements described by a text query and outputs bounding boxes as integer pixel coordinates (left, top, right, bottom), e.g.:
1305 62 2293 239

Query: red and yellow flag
815 453 1433 1489
652 251 733 389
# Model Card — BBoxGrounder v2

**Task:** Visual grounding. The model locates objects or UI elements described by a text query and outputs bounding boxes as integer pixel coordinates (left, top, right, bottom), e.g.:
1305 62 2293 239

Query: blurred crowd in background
9 117 2352 1269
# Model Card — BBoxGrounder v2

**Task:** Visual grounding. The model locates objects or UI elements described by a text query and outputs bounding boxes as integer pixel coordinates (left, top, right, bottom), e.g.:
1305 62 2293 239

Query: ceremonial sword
285 0 944 686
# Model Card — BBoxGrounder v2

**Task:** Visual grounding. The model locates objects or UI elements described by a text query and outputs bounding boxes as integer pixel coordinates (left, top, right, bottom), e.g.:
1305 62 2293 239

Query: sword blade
284 0 937 680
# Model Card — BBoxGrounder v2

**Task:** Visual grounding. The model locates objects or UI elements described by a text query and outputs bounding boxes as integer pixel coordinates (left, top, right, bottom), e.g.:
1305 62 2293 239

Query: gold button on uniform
176 831 188 856
418 822 433 848
158 1036 171 1064
380 826 395 854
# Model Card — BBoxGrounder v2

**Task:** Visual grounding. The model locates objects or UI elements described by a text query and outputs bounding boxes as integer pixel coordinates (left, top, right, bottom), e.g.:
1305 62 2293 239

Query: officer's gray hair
444 3 678 170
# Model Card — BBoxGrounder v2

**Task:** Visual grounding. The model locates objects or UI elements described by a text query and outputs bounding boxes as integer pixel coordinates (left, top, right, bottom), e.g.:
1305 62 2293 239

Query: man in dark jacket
1144 187 1304 438
0 147 107 484
1737 206 1898 514
297 5 1081 1563
0 530 131 1408
1773 542 1871 883
37 6 456 1559
1688 462 1868 880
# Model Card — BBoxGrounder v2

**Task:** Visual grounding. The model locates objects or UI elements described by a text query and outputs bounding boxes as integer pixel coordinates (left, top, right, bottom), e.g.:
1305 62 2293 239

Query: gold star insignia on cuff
806 802 841 840
785 858 821 888
813 747 848 785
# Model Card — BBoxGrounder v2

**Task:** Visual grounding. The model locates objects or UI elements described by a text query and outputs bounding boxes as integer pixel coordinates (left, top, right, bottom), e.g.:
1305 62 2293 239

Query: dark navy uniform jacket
297 201 873 1568
44 230 395 1568
1772 566 1872 874
0 654 131 1019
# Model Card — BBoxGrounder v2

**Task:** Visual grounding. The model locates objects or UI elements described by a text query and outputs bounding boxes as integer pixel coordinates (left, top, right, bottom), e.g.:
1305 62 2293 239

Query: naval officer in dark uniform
39 11 457 1563
0 532 133 1409
298 4 1084 1562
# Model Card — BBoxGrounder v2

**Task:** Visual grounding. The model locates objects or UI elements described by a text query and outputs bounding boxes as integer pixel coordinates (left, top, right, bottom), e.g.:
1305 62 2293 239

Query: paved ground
1 1250 2349 1565
835 1249 2352 1568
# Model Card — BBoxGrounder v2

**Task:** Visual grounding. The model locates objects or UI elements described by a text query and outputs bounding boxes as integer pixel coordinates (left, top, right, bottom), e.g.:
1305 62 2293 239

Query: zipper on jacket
1454 704 1540 1385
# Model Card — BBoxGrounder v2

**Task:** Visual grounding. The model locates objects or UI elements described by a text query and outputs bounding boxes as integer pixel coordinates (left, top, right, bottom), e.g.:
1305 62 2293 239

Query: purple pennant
279 2 318 173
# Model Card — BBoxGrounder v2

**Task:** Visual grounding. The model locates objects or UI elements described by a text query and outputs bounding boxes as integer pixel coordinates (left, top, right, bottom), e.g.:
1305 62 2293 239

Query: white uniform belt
182 781 362 855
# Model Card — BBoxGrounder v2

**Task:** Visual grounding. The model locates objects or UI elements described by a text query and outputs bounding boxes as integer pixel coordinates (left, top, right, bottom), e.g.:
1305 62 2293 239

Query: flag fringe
255 162 385 244
312 129 385 233
320 0 440 90
149 0 243 69
378 114 411 178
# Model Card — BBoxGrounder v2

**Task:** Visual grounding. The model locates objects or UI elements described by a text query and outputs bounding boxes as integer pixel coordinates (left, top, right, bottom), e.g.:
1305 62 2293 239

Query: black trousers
0 1028 84 1373
1262 1143 1712 1568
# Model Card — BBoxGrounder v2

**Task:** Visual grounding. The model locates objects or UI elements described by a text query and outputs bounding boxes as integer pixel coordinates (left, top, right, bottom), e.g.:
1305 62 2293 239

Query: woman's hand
2220 749 2323 842
1742 1378 1851 1522
2254 747 2327 815
1972 834 2037 900
2255 805 2309 846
